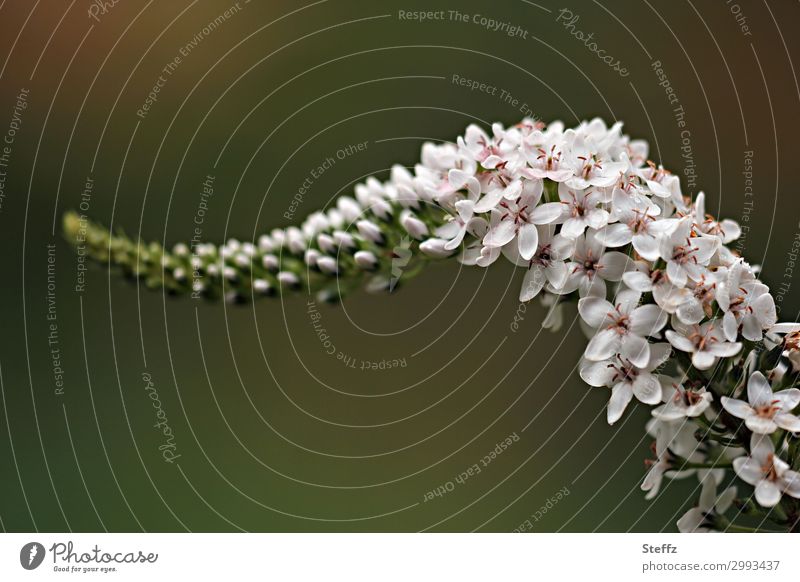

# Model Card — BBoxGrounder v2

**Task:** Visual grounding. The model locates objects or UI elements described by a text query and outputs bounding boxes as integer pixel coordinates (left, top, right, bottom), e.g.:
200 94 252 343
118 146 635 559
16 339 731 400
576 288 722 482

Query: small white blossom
733 434 800 507
716 260 776 342
721 371 800 434
578 289 667 368
558 230 631 297
693 192 741 244
580 343 672 424
657 218 719 288
652 379 713 421
665 319 741 370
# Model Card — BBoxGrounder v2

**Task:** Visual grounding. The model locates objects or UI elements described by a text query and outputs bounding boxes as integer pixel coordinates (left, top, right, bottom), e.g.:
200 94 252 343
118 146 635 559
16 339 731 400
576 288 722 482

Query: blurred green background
0 0 797 532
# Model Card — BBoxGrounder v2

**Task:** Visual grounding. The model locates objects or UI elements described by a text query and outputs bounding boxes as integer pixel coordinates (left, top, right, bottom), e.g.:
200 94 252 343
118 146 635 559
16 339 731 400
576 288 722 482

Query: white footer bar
0 533 792 580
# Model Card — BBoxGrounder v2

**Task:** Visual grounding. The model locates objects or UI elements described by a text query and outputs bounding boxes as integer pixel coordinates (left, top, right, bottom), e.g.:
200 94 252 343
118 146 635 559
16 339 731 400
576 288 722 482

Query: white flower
622 261 692 315
535 182 611 239
580 343 672 424
559 230 631 297
693 191 741 244
563 135 628 189
595 188 674 261
578 289 667 368
504 226 573 302
677 475 736 533
652 379 713 421
767 324 800 373
733 434 800 507
436 199 476 250
674 273 721 325
721 371 800 434
716 260 776 342
481 181 553 260
521 127 574 182
665 319 742 370
638 164 686 211
657 218 719 288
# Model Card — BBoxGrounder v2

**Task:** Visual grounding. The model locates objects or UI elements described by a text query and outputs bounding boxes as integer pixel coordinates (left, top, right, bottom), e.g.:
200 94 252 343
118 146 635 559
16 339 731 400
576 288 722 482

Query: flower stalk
64 117 800 532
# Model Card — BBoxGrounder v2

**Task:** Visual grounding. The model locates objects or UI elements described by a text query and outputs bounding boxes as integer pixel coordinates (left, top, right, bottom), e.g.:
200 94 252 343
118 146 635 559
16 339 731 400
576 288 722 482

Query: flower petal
473 188 505 213
585 328 621 361
597 251 631 281
483 219 516 248
529 202 566 224
577 297 614 328
631 233 660 261
733 457 763 486
596 223 632 248
608 383 633 424
580 359 616 387
629 305 668 337
692 350 716 370
747 371 773 408
622 334 650 369
755 479 781 507
775 388 800 412
632 373 661 405
744 415 778 435
774 413 800 434
519 265 546 302
518 223 539 260
720 396 753 420
665 330 694 353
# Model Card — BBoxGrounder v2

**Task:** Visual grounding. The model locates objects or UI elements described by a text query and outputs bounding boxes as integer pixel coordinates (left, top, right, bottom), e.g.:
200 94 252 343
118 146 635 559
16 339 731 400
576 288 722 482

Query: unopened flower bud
262 254 279 271
419 238 453 258
401 210 428 239
316 256 338 275
304 248 320 267
354 250 378 270
317 234 335 254
357 220 384 244
277 271 300 288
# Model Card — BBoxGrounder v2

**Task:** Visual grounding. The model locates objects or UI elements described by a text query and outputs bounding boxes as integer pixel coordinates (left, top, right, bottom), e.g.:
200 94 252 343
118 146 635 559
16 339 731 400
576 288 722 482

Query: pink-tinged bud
262 254 279 271
354 250 378 270
304 248 320 267
316 256 338 275
317 234 335 254
277 271 300 287
332 230 356 249
337 196 362 222
286 227 306 254
253 279 271 294
369 198 393 220
401 210 428 240
258 234 274 252
356 220 384 244
419 238 454 259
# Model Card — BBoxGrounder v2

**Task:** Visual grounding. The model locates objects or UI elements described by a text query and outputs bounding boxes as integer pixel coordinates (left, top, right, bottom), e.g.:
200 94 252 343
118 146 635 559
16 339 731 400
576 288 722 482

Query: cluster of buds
63 168 446 304
65 117 800 532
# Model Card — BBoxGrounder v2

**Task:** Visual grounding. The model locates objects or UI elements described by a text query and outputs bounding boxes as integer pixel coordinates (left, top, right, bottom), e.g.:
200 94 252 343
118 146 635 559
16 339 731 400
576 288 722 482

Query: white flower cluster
75 116 800 531
400 118 800 530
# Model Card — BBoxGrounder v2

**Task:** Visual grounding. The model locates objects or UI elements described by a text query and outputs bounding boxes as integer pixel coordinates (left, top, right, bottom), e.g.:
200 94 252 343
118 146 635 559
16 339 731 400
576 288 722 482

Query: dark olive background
0 0 797 532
